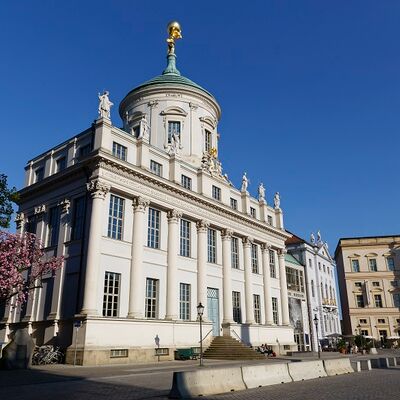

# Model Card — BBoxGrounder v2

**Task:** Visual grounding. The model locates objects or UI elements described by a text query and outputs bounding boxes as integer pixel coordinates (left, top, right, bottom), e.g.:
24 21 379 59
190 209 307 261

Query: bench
175 348 198 360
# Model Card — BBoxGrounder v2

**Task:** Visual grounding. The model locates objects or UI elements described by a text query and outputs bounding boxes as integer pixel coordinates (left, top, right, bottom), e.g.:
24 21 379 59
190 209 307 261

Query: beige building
335 235 400 344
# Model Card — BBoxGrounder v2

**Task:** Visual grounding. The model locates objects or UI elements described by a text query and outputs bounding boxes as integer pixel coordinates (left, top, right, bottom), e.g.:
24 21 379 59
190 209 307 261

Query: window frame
253 294 261 324
230 198 238 210
112 141 127 161
272 297 279 324
47 206 61 247
212 185 221 201
145 278 158 319
107 195 124 240
251 243 259 274
179 219 191 257
150 160 163 177
71 196 85 241
102 271 121 317
181 174 192 190
179 283 191 321
147 208 161 249
207 228 217 263
232 291 242 323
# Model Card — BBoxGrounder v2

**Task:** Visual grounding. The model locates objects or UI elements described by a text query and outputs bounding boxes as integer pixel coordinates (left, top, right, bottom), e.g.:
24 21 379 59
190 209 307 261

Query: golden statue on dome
166 21 182 55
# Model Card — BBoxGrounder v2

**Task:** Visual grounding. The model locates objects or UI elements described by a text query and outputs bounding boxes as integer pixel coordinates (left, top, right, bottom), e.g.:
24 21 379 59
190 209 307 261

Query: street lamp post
197 302 205 366
313 314 321 359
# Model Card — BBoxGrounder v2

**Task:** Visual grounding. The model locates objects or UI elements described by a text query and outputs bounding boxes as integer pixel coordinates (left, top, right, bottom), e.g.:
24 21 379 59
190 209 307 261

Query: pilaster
221 228 234 328
243 236 255 324
196 220 209 319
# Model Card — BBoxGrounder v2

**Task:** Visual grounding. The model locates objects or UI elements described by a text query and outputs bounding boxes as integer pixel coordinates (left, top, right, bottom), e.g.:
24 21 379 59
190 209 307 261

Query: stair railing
199 328 213 343
231 329 243 343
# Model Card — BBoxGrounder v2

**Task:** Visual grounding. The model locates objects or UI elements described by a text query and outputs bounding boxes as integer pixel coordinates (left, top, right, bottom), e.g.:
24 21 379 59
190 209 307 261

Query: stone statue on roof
274 192 280 209
98 91 113 119
310 232 316 244
241 172 248 192
317 230 322 243
258 183 265 202
139 114 150 141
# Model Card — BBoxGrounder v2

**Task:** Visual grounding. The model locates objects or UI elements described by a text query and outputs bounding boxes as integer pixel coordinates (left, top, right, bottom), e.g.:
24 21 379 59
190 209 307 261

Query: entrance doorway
207 287 220 336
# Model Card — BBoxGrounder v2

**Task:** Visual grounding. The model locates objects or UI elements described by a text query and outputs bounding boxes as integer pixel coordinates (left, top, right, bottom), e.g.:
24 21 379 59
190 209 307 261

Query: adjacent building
0 25 297 364
335 235 400 344
286 232 341 352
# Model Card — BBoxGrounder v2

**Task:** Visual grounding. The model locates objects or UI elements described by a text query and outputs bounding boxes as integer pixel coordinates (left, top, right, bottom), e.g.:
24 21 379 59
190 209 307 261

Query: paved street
1 357 399 400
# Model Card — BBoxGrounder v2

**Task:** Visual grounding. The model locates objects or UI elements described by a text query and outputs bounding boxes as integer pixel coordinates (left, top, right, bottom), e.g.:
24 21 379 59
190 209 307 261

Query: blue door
207 287 220 336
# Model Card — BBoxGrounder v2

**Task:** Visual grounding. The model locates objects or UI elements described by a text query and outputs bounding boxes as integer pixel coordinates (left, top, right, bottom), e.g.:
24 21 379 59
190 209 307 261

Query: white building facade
286 232 341 352
0 34 296 364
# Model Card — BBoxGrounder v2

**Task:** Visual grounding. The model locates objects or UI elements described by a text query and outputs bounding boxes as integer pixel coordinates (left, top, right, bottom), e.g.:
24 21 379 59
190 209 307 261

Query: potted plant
337 339 347 354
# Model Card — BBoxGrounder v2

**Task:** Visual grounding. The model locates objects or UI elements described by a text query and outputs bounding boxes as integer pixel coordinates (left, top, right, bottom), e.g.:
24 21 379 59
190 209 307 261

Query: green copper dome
129 54 214 98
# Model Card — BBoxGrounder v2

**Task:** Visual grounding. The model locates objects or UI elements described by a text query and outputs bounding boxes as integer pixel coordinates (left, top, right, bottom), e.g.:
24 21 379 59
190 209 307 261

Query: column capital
167 209 182 223
87 179 110 200
278 248 287 257
196 219 210 233
242 236 253 247
15 212 25 230
57 198 71 214
221 228 234 240
34 204 46 219
261 243 272 252
132 196 150 212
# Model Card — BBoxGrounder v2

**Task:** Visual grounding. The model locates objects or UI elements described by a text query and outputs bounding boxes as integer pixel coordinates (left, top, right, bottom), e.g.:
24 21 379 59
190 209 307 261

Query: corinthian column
261 244 274 325
81 179 110 315
196 220 209 317
165 209 182 320
278 248 290 325
128 196 150 318
243 237 255 324
221 229 234 324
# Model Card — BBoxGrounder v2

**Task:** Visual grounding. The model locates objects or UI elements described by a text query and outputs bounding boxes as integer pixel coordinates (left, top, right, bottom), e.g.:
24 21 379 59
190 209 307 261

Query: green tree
0 174 18 228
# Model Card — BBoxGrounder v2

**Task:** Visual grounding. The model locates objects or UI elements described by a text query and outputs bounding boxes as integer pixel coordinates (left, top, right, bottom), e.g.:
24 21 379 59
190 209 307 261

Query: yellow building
335 235 400 345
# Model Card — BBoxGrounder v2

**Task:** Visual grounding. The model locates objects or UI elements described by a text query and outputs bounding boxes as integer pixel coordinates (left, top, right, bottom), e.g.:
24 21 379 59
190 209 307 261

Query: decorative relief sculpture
98 91 113 119
34 205 46 215
58 199 71 214
15 212 24 230
167 209 182 222
86 179 110 199
196 219 210 233
139 115 150 141
274 192 280 209
200 152 226 182
133 196 150 212
221 228 233 239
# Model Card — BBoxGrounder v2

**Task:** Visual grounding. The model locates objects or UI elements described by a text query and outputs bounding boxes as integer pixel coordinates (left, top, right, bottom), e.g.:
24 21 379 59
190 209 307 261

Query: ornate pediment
160 106 187 117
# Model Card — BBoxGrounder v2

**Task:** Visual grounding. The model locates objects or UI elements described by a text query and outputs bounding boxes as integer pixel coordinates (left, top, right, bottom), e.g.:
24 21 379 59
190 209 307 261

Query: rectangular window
394 293 400 307
147 208 160 248
250 207 256 218
133 125 140 138
359 318 367 324
356 294 365 308
212 185 221 201
311 280 315 297
71 196 85 240
150 160 162 177
361 329 369 336
230 198 238 210
387 257 395 271
369 258 378 272
179 283 190 320
26 215 37 234
272 297 279 324
112 142 127 161
251 244 258 273
374 294 383 308
35 168 44 183
181 175 192 190
204 129 212 152
231 237 239 269
168 121 181 143
269 250 276 278
372 281 380 287
102 272 120 317
207 228 216 263
355 282 362 287
253 294 261 324
180 219 191 257
232 291 241 323
79 143 91 157
110 349 128 358
47 206 60 247
56 157 66 172
145 278 158 319
107 195 124 240
377 318 386 324
267 215 273 225
351 259 360 272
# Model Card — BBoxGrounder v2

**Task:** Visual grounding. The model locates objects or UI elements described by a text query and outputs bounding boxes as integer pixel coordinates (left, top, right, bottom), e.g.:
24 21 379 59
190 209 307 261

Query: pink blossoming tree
0 231 63 305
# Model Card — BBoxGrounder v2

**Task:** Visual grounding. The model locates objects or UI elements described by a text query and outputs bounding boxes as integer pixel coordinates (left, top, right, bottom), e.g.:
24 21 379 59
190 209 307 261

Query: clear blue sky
1 1 399 250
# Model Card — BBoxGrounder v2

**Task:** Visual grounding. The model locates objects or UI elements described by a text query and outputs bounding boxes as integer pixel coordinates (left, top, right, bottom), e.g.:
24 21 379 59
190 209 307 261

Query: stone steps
203 335 264 360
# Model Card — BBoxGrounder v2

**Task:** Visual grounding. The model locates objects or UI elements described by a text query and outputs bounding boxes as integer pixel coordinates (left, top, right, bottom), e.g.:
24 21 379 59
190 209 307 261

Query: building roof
285 252 303 266
285 232 307 246
126 54 214 99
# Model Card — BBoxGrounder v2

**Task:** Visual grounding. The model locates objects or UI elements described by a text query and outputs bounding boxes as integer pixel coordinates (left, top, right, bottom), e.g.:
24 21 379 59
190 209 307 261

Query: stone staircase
203 335 265 360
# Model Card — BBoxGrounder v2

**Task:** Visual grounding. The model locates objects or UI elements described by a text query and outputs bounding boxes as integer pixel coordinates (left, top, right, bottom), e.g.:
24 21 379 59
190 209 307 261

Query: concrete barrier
352 359 371 372
288 360 327 381
169 367 246 398
323 358 354 376
241 363 292 389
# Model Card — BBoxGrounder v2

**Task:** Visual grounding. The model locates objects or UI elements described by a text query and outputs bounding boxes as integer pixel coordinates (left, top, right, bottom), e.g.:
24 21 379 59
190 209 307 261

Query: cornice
94 154 290 242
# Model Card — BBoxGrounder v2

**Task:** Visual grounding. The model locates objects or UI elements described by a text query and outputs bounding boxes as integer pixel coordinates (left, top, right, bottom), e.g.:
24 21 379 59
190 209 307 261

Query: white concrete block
241 363 292 389
323 358 354 376
288 360 327 381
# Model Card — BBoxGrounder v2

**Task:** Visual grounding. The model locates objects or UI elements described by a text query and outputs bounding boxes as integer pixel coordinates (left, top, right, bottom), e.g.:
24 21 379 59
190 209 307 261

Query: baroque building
0 24 296 364
286 231 341 352
335 235 400 345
